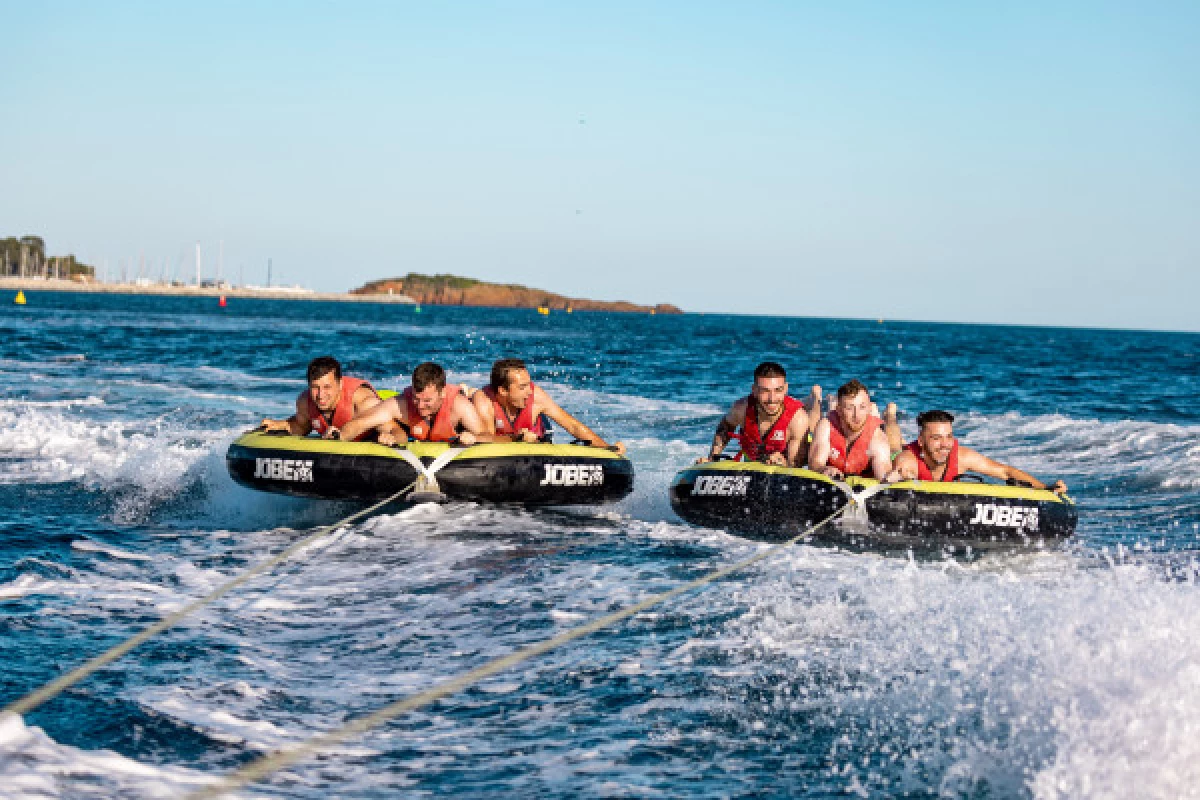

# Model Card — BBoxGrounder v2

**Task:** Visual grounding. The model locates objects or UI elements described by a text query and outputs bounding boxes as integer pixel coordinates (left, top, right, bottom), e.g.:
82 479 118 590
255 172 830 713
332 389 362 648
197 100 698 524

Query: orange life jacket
307 377 375 441
483 384 546 436
907 438 961 482
404 384 462 442
738 395 803 462
826 410 881 477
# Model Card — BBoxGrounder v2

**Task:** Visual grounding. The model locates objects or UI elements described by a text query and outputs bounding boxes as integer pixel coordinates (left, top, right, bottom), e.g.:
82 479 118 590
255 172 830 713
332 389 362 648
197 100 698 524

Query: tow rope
185 502 853 799
3 481 424 718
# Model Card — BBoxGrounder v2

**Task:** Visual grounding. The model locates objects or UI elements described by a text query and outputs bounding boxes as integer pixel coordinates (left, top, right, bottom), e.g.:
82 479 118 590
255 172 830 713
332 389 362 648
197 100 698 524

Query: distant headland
352 273 682 314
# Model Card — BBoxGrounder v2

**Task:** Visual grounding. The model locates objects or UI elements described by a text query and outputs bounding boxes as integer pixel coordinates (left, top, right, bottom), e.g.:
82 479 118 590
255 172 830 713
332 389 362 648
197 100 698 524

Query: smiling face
752 375 788 417
498 368 533 410
919 421 955 465
308 372 342 413
412 384 444 419
837 389 872 434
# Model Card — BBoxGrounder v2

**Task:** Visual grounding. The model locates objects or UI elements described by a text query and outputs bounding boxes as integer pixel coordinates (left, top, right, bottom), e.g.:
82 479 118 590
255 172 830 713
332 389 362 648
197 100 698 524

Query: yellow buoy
566 306 573 314
14 291 26 305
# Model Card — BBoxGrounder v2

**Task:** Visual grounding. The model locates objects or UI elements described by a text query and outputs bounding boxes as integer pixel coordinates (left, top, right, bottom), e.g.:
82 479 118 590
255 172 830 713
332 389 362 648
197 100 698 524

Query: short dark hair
837 379 870 401
412 362 447 392
490 358 528 390
753 361 786 381
307 356 341 383
917 410 955 428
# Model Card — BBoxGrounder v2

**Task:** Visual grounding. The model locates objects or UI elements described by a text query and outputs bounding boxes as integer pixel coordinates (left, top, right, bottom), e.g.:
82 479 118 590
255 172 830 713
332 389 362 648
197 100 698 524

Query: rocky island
352 273 681 314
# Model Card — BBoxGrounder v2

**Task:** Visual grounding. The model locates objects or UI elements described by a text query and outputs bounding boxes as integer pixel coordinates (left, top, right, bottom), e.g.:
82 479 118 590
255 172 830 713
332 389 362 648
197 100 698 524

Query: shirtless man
886 409 1067 493
339 362 487 446
260 356 381 441
808 379 892 480
699 361 822 467
471 358 626 455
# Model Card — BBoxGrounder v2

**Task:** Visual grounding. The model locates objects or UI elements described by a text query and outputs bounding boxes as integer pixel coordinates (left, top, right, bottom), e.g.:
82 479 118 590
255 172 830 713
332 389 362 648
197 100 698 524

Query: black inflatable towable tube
669 462 1077 552
226 431 634 505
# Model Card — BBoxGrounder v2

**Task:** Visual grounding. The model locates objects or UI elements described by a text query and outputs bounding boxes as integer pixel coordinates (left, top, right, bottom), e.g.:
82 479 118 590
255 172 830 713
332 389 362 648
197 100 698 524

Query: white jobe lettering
692 474 752 497
539 464 605 487
968 503 1039 530
253 458 315 482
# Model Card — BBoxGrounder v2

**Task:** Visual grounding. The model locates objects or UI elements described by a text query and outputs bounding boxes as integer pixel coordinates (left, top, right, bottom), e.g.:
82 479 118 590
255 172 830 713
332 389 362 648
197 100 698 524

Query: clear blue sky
3 1 1197 330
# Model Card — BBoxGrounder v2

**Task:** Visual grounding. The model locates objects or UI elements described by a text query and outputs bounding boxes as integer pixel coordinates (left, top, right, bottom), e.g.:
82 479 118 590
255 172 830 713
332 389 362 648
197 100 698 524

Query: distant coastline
353 273 682 314
1 277 416 304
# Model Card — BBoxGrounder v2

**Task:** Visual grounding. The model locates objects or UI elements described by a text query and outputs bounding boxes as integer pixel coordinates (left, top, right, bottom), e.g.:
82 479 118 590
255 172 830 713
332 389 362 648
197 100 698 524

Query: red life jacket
482 384 546 436
738 395 804 462
404 384 462 442
906 439 961 482
826 411 882 477
307 377 375 440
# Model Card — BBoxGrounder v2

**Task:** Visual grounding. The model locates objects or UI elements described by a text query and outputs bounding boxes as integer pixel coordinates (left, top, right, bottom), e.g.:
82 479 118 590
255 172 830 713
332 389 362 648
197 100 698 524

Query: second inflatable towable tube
227 431 634 506
669 461 1076 552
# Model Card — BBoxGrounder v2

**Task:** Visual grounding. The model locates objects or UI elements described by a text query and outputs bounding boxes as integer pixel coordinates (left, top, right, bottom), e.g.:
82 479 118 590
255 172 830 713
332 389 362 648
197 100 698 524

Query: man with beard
885 409 1067 493
338 362 487 445
471 358 626 455
808 379 894 480
260 356 381 441
699 361 821 467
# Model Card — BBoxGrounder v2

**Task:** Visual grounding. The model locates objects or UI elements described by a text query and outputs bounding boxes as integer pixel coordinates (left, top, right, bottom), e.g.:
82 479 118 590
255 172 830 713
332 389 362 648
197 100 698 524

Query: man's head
917 410 956 465
411 362 448 418
491 358 533 409
835 379 872 434
306 356 343 413
751 361 788 416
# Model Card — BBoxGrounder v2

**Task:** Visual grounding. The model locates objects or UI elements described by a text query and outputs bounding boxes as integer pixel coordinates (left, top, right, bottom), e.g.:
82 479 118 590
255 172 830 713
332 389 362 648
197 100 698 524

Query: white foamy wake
0 713 220 799
0 396 105 409
957 412 1200 490
704 546 1200 798
0 406 226 488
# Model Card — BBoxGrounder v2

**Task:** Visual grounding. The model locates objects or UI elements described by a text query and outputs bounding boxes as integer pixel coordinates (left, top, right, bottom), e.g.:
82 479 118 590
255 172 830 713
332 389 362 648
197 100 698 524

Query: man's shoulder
955 444 983 464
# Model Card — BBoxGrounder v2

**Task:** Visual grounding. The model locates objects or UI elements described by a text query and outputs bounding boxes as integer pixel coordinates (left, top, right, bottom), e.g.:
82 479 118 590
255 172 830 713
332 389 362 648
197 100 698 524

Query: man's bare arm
698 401 745 463
538 390 621 452
805 385 823 435
885 450 919 482
470 390 499 434
808 419 832 470
454 396 488 437
353 386 383 416
959 447 1066 493
786 413 810 467
261 393 312 435
867 430 892 480
339 398 401 442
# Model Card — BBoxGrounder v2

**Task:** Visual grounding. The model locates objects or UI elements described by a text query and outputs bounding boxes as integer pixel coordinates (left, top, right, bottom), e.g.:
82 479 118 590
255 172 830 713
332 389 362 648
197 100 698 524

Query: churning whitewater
3 294 1200 798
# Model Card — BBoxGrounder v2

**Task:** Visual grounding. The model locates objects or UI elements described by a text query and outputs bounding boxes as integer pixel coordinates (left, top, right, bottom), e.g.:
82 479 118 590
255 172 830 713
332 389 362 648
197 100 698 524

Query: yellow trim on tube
231 432 624 461
685 461 1071 504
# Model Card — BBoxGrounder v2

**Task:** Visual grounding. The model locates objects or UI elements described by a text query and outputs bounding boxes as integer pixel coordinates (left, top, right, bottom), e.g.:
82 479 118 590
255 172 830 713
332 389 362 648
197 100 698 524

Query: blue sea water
2 292 1199 798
